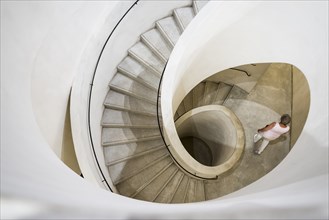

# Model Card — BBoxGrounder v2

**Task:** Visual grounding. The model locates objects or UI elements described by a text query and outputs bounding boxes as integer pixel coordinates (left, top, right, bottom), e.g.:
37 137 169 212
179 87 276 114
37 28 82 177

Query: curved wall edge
161 0 328 214
1 1 328 219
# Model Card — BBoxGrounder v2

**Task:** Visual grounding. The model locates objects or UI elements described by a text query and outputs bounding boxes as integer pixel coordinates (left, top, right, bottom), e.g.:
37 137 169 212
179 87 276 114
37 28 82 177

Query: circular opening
175 105 241 169
180 136 212 166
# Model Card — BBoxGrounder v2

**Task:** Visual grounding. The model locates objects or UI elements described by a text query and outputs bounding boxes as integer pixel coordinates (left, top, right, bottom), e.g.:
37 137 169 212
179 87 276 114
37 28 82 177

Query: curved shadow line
88 0 139 192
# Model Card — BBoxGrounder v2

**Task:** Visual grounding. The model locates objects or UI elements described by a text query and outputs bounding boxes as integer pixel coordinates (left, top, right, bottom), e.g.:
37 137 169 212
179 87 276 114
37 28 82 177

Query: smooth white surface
162 0 328 217
1 1 328 219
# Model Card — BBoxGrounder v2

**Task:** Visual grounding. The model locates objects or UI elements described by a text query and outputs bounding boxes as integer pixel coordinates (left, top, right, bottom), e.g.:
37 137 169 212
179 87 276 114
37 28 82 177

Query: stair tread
104 90 158 116
110 72 157 99
171 175 189 203
106 145 165 166
118 56 160 89
133 162 177 201
129 41 165 75
117 156 172 198
174 7 195 31
193 0 208 14
156 16 181 46
154 171 184 203
213 82 232 104
102 108 158 128
113 152 170 187
203 81 220 105
102 127 161 146
104 139 165 165
141 28 173 61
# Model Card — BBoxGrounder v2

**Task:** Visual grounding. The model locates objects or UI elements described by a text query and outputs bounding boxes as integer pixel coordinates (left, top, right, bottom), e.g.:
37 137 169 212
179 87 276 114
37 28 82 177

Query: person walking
253 114 291 155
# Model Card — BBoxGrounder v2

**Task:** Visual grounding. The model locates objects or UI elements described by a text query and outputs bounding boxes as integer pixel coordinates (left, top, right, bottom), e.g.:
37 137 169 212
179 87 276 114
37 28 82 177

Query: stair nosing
140 34 168 63
131 161 173 198
155 20 175 48
110 72 158 93
102 135 162 147
101 123 160 129
106 145 165 166
108 85 157 105
103 103 159 117
173 9 185 32
153 167 179 202
183 178 191 202
169 172 185 203
128 49 163 76
117 67 159 91
113 153 170 185
222 84 235 105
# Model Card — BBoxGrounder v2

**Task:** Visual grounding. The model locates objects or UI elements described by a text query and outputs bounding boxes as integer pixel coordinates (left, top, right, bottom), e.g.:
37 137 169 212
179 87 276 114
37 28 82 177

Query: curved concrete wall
175 105 244 178
1 1 328 219
176 106 237 165
162 0 328 216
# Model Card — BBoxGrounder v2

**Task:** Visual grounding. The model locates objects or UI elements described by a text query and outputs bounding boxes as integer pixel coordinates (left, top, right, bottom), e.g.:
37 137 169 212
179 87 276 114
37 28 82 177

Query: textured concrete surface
205 99 290 199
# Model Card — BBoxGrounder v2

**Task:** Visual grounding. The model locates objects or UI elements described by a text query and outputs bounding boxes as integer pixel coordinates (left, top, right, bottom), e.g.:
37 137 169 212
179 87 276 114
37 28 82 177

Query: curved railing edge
87 0 139 192
156 61 218 181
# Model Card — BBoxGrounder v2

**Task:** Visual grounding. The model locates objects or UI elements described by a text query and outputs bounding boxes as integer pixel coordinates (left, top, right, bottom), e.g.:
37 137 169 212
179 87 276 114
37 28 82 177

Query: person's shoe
253 134 258 142
254 150 261 155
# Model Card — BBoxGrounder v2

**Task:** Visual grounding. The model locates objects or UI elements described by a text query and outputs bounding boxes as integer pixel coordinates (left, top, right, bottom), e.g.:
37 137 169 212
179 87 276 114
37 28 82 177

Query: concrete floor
203 63 293 199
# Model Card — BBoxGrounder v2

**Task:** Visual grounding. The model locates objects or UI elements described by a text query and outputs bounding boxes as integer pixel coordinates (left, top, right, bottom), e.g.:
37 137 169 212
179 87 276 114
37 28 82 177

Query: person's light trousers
254 133 270 154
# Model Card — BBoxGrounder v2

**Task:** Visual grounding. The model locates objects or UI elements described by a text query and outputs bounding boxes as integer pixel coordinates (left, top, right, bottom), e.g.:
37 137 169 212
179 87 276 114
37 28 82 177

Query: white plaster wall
162 0 328 216
1 1 118 157
1 1 328 219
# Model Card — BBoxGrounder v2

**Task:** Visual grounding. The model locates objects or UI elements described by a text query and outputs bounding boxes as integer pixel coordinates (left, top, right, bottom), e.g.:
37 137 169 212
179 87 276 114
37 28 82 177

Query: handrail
230 67 251 76
156 61 217 180
87 0 139 192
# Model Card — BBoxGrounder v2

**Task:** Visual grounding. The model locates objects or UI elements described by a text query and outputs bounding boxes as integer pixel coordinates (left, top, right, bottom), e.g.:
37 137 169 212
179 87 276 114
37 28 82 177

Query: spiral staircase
100 1 291 203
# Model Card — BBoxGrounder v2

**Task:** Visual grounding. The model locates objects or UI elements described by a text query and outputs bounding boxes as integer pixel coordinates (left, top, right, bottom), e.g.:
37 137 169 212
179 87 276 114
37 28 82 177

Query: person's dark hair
280 114 291 125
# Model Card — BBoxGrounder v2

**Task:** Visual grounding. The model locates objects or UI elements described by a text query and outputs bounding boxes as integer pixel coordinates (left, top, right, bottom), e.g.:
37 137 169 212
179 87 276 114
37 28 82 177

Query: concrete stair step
170 175 190 203
118 56 160 90
100 1 212 204
195 180 206 202
106 145 165 167
132 161 174 200
109 74 157 104
128 41 165 75
103 138 165 166
192 82 206 108
222 85 249 106
114 152 170 189
104 90 158 116
212 82 233 104
154 170 185 203
184 179 205 203
117 157 172 198
156 16 182 47
173 7 195 31
101 108 159 128
150 166 179 202
203 81 220 105
141 28 173 62
192 0 209 14
102 127 161 146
